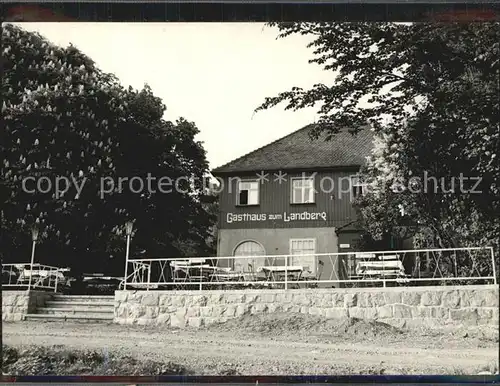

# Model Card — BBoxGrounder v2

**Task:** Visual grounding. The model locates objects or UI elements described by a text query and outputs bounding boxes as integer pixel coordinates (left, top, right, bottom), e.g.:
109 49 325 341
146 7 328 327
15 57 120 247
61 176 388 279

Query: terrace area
2 247 496 293
119 246 497 291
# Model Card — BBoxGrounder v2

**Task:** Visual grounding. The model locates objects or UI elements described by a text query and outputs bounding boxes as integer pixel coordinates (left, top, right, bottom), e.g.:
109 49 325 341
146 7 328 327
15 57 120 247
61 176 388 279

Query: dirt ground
2 314 499 375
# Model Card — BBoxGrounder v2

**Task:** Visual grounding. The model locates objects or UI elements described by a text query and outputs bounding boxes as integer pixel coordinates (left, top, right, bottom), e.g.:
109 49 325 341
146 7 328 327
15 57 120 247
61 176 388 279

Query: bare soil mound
206 313 403 339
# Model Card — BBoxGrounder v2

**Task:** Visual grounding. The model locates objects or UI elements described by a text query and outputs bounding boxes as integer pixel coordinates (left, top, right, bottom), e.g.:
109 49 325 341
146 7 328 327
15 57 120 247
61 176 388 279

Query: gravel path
3 320 498 375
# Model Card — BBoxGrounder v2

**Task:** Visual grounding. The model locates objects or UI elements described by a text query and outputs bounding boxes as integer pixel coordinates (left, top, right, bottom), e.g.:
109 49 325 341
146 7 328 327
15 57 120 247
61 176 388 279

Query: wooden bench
356 257 410 286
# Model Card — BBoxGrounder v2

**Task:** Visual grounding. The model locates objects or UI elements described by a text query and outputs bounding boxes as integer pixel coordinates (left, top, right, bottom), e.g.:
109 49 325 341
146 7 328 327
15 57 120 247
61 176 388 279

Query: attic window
350 175 364 200
291 177 315 204
237 180 259 206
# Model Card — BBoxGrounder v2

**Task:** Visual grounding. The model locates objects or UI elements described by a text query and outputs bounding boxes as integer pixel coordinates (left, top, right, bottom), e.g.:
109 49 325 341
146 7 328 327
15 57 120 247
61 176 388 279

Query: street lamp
123 221 133 290
28 226 39 291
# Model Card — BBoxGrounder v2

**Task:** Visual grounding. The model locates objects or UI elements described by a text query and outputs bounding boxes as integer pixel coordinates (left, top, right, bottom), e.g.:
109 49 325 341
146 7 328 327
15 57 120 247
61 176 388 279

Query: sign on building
226 211 327 224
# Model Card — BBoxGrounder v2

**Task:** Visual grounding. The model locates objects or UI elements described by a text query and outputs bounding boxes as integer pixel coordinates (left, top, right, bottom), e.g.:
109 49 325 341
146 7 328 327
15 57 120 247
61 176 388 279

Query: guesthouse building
211 125 374 285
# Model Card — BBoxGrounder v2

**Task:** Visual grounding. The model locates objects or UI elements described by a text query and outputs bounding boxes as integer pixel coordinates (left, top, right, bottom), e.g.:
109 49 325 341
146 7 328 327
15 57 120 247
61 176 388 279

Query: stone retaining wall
114 285 499 329
2 290 52 321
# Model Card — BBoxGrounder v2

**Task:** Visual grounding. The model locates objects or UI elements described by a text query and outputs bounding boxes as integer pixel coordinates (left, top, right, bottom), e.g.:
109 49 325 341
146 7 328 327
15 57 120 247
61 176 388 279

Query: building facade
211 125 374 284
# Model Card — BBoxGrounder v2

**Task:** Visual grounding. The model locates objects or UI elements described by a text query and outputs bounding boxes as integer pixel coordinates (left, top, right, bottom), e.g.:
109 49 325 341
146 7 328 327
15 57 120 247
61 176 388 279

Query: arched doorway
233 240 266 274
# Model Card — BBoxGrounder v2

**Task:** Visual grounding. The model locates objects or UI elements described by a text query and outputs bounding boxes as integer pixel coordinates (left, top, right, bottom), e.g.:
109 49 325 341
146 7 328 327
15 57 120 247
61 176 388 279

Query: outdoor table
125 283 160 289
19 268 65 282
83 276 121 281
172 263 214 279
186 258 207 264
170 261 224 290
355 253 377 260
256 265 304 284
356 260 405 274
210 271 243 282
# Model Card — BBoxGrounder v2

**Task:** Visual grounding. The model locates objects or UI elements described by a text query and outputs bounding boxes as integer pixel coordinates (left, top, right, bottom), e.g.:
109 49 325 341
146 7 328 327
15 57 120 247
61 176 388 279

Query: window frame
290 176 316 204
289 238 317 273
350 174 364 201
236 179 260 206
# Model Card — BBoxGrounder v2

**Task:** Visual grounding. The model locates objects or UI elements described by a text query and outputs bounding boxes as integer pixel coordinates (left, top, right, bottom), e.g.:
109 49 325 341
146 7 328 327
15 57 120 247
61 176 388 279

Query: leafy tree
102 85 216 263
2 24 124 270
201 183 220 256
256 23 499 273
1 24 216 275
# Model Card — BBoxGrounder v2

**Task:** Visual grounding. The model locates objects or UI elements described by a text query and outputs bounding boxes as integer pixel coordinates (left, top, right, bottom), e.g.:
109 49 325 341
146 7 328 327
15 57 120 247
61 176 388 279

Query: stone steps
45 301 114 308
25 313 114 322
27 294 115 322
37 307 114 315
53 295 114 302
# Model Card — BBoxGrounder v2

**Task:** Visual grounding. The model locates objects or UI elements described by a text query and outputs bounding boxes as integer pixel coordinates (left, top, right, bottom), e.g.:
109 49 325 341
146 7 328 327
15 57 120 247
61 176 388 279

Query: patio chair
170 260 190 289
302 260 324 288
242 263 255 282
169 260 214 290
246 263 268 289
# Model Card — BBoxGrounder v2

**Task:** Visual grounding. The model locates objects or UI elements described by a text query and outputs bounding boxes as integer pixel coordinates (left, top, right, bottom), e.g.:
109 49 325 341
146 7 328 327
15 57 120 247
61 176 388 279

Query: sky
16 23 332 170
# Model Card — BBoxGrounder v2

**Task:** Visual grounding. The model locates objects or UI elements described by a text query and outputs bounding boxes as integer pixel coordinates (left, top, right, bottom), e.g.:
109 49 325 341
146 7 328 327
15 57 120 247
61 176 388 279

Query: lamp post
123 221 133 290
28 226 39 291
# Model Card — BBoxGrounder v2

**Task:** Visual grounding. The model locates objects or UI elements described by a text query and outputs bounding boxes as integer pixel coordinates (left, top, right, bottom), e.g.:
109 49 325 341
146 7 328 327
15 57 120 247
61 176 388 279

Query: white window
237 180 259 206
350 175 364 200
291 177 315 204
289 238 317 274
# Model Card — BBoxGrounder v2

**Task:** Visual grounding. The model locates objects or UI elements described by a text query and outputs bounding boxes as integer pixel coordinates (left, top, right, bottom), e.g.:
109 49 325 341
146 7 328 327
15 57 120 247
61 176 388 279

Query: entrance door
233 241 266 273
289 239 317 274
338 233 361 278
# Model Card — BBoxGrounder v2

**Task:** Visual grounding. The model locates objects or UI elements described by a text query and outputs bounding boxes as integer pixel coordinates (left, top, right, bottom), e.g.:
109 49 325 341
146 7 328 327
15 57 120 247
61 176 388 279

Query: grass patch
2 345 192 376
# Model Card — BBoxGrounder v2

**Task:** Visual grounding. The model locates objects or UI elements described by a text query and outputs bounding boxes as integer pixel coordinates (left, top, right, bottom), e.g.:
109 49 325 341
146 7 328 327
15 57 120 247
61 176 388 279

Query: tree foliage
257 23 499 262
1 24 216 274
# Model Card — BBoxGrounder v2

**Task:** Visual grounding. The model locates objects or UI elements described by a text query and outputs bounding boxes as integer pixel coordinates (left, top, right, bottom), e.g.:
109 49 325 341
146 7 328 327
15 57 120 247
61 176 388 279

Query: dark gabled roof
212 124 374 174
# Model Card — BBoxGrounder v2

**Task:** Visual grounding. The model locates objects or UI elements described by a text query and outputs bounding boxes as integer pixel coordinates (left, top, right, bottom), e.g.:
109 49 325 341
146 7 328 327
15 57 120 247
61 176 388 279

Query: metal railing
1 263 67 292
119 261 153 290
121 247 497 291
